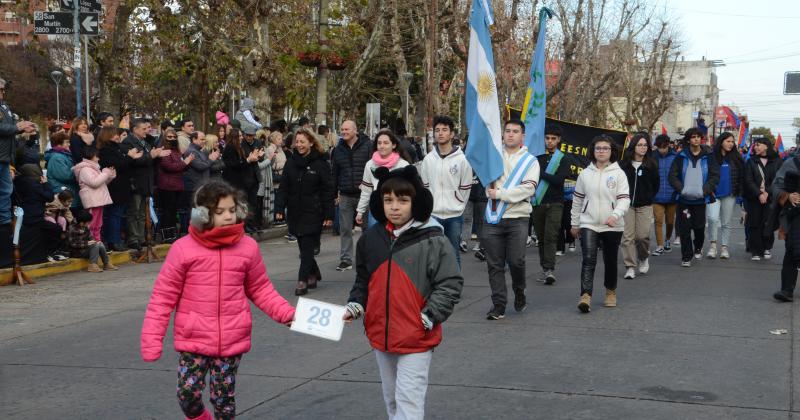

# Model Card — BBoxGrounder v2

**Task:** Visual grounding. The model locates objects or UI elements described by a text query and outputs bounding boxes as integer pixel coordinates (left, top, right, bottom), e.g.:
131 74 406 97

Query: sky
664 0 800 146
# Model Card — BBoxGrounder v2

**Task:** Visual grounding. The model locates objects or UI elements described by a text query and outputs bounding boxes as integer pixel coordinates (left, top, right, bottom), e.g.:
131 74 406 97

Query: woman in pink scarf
356 129 413 226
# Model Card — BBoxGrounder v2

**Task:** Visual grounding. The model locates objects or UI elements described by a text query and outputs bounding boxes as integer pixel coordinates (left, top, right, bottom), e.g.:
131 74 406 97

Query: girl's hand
275 212 284 221
323 219 333 227
355 214 363 225
605 216 617 228
570 227 580 239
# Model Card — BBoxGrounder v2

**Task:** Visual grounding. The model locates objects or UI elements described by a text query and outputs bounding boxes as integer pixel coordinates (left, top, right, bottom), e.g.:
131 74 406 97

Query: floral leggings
177 352 242 419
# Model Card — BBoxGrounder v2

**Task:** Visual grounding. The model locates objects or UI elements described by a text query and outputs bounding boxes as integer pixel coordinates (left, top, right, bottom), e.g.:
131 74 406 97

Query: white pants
374 349 433 420
706 195 737 246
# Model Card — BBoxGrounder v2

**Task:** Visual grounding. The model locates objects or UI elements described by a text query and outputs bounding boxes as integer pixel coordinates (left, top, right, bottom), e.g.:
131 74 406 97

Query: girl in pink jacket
73 146 116 241
141 180 296 420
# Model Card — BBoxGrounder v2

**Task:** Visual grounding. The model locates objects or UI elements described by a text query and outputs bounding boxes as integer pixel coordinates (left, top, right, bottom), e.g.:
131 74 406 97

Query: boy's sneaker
474 249 487 261
285 234 297 242
336 261 353 271
624 267 636 279
673 238 681 246
471 233 478 240
54 253 69 261
555 250 565 256
681 260 691 267
720 246 730 259
459 241 468 253
651 247 664 256
568 243 576 252
46 254 58 263
513 289 527 312
764 250 772 260
472 243 481 252
774 290 794 302
544 270 556 285
707 246 717 259
526 236 534 247
486 305 506 320
751 255 761 261
664 240 672 252
638 258 650 274
694 249 703 260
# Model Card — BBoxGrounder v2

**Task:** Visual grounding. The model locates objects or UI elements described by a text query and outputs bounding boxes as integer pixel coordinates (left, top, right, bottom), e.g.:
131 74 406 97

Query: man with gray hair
331 120 372 271
0 77 36 249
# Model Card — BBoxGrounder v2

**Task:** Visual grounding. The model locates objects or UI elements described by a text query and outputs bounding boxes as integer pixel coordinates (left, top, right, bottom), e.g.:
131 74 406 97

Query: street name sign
34 11 99 36
60 0 102 13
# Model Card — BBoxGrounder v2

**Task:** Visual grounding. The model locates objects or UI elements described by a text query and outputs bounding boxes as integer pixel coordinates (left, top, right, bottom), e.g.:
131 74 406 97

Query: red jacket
348 220 463 354
156 150 187 192
140 223 295 361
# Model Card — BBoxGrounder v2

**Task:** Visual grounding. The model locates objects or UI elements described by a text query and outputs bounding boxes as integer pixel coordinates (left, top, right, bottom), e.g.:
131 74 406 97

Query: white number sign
290 297 346 342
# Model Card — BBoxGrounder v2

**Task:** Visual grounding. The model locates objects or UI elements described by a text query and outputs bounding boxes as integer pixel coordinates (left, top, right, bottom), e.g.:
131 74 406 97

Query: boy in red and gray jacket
344 165 463 420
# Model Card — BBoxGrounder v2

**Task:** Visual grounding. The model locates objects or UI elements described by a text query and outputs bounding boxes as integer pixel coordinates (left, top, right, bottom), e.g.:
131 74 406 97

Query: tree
0 43 77 119
750 126 775 144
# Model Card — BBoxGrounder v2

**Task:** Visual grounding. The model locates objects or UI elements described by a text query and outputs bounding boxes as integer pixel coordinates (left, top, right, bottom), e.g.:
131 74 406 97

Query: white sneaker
751 255 761 261
764 250 772 260
694 249 703 260
569 243 576 252
471 233 478 240
526 236 534 248
556 250 565 256
624 267 636 279
681 260 691 267
707 246 717 259
472 243 481 252
638 258 650 274
673 238 681 246
720 246 730 259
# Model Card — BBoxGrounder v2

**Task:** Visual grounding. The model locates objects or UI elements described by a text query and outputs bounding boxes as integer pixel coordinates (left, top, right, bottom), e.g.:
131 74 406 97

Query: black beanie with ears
369 165 434 225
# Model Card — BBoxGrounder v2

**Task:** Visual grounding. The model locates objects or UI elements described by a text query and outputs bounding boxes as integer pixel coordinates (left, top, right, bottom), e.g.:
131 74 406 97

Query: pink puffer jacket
73 159 115 209
140 231 295 361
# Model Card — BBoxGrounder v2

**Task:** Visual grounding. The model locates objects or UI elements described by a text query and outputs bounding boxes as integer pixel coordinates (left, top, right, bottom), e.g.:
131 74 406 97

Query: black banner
506 106 628 175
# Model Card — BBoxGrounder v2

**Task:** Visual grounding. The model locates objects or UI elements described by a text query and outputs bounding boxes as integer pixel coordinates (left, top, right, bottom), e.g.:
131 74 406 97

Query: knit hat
368 165 433 225
215 111 230 126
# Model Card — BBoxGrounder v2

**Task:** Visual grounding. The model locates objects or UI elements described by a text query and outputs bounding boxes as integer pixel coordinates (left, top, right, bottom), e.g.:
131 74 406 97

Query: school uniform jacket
571 162 631 232
420 146 473 219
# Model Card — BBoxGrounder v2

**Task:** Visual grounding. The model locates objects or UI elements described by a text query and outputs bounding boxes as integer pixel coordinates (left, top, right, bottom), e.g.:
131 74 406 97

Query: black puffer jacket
121 135 156 196
98 141 134 205
13 176 54 226
744 153 782 201
331 136 373 195
275 149 335 235
621 159 660 207
222 144 257 191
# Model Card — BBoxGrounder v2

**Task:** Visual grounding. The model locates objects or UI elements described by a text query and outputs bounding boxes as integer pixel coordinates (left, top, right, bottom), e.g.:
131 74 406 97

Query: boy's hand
343 302 363 323
421 313 433 331
323 219 333 227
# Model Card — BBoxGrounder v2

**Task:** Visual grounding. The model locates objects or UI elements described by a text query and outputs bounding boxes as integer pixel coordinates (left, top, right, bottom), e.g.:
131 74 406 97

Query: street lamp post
50 70 63 122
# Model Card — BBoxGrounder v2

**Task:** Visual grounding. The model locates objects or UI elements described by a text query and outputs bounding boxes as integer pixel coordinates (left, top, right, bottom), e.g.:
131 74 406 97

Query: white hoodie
570 161 631 232
421 146 473 219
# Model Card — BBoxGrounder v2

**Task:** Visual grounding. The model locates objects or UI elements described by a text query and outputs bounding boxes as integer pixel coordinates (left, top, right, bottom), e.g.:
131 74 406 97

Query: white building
658 58 723 139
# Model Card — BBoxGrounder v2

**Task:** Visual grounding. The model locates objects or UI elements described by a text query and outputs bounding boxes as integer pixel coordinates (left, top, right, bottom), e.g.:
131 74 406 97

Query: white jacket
570 162 631 232
421 146 473 219
487 146 540 219
357 158 410 216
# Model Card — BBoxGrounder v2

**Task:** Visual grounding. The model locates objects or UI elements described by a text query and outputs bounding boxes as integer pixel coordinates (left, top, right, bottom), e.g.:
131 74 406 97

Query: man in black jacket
0 77 36 267
532 124 574 285
331 120 372 271
121 118 169 250
241 126 265 231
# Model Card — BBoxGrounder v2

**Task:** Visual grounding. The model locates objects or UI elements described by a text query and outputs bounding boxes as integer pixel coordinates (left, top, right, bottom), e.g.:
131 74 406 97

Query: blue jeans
102 202 128 246
434 216 463 267
0 163 11 225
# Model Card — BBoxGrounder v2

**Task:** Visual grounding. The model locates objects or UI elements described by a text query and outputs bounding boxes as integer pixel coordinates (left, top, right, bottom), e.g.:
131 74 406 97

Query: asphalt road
1 225 796 419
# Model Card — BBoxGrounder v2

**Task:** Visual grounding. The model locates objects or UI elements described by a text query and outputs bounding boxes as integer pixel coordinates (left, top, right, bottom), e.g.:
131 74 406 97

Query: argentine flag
464 0 503 187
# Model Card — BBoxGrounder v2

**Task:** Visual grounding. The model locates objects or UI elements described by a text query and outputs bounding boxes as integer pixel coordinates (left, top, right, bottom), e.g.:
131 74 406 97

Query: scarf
189 222 245 249
372 151 400 169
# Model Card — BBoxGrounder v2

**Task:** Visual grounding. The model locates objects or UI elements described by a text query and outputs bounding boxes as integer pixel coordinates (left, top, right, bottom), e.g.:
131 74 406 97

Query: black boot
161 227 177 244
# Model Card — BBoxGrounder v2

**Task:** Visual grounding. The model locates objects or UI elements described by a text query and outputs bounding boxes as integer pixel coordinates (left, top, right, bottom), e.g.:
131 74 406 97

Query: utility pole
314 0 329 127
72 2 82 117
84 35 90 119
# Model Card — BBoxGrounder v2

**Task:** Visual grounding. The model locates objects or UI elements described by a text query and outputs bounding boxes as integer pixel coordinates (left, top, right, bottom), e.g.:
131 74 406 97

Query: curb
0 225 290 285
